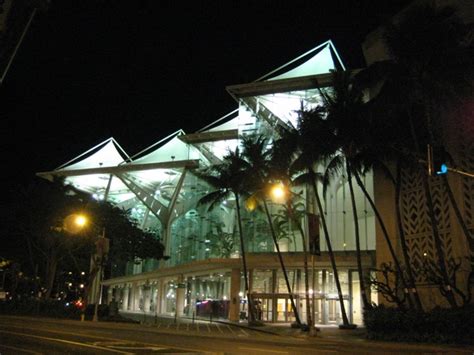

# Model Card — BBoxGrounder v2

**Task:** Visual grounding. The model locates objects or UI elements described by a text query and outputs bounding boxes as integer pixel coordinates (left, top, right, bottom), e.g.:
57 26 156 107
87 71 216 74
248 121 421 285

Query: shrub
364 304 474 344
0 298 83 319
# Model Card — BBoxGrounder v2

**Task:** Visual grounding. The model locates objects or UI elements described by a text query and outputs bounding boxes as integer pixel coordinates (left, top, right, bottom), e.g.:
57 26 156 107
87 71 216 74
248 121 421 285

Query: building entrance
253 294 299 322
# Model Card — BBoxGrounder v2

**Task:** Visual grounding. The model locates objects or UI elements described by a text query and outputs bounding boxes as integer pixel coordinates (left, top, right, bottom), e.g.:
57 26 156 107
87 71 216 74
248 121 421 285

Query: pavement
117 311 474 354
118 311 382 341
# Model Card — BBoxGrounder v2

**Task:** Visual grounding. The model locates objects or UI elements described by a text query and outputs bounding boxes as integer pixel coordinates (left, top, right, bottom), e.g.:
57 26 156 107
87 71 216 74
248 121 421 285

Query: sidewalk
117 311 474 353
119 310 366 341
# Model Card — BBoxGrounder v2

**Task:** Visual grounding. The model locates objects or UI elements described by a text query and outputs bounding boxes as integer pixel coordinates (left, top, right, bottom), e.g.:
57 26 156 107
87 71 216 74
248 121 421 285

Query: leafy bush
364 304 474 344
0 298 83 319
82 304 109 320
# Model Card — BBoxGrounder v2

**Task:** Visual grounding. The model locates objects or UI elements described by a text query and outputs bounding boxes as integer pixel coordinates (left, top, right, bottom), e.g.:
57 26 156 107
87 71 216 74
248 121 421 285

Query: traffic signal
428 145 449 176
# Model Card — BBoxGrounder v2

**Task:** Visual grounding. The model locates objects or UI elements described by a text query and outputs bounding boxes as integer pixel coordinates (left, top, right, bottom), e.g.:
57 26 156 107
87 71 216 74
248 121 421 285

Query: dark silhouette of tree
274 108 352 327
359 4 473 308
7 177 165 300
240 134 302 327
195 149 258 324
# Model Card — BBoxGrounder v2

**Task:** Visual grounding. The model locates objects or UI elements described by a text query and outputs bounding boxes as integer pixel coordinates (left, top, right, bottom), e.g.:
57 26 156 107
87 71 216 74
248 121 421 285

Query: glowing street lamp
62 214 88 234
71 214 109 322
245 196 258 212
269 182 287 203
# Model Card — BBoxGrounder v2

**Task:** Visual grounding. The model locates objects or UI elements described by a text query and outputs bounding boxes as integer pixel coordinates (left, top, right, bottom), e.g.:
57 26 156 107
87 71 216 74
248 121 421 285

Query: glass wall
169 208 238 266
185 272 231 318
321 172 376 252
251 268 357 325
163 279 177 314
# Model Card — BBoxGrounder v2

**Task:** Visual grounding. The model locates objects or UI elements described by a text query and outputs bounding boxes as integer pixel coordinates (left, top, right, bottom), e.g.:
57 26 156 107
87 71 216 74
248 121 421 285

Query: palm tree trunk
421 173 458 307
395 160 423 311
353 169 413 309
346 160 371 310
422 98 457 308
234 193 257 323
45 248 58 299
441 175 473 245
310 173 350 326
294 209 313 331
263 200 302 326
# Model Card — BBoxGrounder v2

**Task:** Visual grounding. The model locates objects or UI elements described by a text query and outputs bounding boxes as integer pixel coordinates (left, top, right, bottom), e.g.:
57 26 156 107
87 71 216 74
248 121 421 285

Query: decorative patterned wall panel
458 122 474 265
400 169 454 282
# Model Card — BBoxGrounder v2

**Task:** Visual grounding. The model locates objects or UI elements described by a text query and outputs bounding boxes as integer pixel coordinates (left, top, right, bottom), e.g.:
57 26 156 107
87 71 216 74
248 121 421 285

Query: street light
66 214 108 322
269 182 287 203
77 215 109 322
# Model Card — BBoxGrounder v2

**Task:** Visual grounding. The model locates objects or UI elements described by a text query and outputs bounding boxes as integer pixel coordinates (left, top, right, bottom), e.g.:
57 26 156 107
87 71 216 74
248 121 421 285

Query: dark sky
0 0 412 188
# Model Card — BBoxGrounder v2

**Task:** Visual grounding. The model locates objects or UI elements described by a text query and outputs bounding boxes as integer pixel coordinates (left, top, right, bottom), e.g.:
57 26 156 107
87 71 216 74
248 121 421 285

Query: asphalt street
0 315 472 354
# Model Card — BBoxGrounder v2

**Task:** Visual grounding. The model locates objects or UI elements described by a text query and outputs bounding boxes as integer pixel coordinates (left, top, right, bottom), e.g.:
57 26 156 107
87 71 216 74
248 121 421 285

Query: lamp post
92 227 109 322
269 182 316 334
71 214 109 322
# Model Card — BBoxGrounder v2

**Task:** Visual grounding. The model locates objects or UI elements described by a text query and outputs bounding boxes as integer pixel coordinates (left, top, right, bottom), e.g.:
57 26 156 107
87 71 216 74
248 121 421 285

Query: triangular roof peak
127 129 185 162
257 40 345 82
55 137 130 171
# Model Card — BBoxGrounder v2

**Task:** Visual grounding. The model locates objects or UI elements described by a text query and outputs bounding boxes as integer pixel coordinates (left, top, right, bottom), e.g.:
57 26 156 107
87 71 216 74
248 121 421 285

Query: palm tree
239 135 302 327
274 109 352 327
270 134 317 331
195 148 258 323
332 69 427 310
359 4 473 308
352 72 425 310
318 70 372 310
274 197 314 331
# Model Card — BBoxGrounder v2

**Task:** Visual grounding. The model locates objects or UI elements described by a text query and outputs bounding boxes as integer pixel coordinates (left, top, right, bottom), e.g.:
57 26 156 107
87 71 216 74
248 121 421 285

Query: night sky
0 0 412 189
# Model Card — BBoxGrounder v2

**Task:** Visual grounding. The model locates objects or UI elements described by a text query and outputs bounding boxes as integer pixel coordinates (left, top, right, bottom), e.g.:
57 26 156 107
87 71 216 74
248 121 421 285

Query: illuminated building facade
39 40 377 325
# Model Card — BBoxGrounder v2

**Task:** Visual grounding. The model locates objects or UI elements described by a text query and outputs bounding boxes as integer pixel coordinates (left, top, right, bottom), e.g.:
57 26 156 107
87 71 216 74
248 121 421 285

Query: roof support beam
115 173 169 224
37 159 200 179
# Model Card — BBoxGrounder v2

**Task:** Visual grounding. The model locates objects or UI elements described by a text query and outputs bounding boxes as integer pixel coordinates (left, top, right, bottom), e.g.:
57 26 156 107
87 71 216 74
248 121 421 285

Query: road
0 315 471 354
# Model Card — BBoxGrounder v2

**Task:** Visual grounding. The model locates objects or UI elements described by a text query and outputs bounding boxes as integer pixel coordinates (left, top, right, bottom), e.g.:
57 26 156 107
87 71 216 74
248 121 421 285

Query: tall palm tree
352 72 425 310
195 148 258 323
274 198 314 331
270 133 316 331
274 109 352 327
359 4 473 308
239 135 302 327
318 70 373 310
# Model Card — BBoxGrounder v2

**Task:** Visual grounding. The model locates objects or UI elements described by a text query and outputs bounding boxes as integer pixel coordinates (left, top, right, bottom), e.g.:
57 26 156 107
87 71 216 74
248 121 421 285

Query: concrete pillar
131 283 138 311
322 270 328 324
88 256 100 304
123 286 129 310
176 275 185 317
229 268 241 321
144 287 151 313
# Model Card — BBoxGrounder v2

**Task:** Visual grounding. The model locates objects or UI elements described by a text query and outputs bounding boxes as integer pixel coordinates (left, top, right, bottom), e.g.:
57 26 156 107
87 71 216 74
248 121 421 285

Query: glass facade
50 41 376 325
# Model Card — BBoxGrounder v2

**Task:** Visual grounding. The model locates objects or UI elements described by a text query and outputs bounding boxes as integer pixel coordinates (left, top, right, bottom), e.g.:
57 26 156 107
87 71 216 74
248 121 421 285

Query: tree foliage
4 177 165 298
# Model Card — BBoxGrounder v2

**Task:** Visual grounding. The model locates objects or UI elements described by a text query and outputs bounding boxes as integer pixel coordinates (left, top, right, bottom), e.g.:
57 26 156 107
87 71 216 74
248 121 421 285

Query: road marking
112 346 166 350
0 330 132 354
0 323 213 354
285 346 337 353
239 347 288 353
205 323 211 332
196 323 200 332
216 324 224 334
0 344 43 354
239 328 249 336
157 322 161 328
226 325 235 335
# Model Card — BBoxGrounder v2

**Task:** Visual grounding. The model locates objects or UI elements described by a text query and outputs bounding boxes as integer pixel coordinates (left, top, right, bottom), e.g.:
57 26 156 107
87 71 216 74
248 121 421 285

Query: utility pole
0 7 37 85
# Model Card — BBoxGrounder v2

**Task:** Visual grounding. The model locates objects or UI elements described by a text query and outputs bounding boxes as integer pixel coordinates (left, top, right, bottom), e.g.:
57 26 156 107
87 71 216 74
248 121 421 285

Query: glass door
253 296 273 322
276 297 287 321
275 296 298 322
